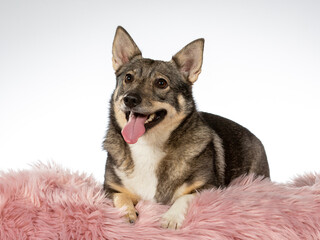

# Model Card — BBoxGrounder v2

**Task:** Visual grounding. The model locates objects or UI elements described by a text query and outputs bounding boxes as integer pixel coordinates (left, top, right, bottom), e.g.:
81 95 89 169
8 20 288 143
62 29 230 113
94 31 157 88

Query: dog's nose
123 93 142 108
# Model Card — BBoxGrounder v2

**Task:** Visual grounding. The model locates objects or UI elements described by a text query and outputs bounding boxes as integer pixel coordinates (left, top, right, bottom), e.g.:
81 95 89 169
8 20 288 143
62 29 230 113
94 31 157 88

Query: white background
0 0 319 183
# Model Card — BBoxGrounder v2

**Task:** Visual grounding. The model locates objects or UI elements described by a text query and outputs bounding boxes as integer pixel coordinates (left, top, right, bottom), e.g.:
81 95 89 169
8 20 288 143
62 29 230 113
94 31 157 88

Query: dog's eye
155 78 168 89
125 74 134 83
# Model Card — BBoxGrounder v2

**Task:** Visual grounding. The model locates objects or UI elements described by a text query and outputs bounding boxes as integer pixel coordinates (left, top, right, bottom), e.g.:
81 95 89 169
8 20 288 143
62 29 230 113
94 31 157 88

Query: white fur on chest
115 135 166 201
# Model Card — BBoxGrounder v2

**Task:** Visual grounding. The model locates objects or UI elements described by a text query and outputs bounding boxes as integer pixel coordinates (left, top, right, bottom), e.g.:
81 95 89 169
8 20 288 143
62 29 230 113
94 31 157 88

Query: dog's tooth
145 113 156 124
150 114 155 121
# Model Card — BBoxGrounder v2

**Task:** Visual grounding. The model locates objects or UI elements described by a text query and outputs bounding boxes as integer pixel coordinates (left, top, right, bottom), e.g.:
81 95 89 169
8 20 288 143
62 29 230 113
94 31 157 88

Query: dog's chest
116 137 165 201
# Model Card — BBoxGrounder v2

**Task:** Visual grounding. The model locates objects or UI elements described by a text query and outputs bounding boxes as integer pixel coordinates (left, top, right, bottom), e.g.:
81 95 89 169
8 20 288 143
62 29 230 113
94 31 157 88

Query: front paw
160 194 194 230
161 208 186 229
112 192 139 224
124 208 139 224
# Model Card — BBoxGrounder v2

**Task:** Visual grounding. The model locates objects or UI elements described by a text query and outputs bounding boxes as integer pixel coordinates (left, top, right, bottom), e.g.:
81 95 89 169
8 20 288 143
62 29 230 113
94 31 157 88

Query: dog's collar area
125 110 167 130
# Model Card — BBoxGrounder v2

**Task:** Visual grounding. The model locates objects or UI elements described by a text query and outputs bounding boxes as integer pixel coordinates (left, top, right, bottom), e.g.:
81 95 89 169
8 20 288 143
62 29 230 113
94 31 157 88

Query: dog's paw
161 207 186 229
124 208 139 224
113 193 139 224
160 194 194 230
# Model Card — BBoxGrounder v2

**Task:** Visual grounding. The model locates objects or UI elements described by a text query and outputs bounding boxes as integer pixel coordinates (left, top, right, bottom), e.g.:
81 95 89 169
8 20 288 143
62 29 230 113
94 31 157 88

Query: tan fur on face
113 98 127 130
113 92 188 145
147 99 187 140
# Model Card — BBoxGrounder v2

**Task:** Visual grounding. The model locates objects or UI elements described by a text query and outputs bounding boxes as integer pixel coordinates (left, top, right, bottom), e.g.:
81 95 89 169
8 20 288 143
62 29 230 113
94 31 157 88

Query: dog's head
111 26 204 144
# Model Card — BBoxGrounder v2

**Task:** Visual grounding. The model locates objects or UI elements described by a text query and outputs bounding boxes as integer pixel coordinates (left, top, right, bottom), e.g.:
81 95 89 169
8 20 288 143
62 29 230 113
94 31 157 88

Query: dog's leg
161 194 195 229
113 192 139 224
108 183 140 224
161 181 205 229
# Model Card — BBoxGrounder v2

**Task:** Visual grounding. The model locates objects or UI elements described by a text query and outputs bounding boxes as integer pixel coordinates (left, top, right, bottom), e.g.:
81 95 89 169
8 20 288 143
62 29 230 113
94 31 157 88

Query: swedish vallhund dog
103 26 270 229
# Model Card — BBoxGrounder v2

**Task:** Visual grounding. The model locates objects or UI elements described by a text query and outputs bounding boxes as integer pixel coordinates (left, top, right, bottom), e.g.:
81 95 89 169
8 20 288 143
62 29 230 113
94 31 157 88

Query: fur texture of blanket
1 163 320 239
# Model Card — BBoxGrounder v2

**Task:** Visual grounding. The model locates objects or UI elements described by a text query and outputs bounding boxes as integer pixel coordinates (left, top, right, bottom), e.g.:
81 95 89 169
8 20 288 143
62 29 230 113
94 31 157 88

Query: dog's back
200 112 269 184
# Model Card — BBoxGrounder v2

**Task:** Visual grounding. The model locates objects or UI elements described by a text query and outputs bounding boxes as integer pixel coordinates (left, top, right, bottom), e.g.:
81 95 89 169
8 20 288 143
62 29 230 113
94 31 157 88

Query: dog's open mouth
121 110 167 144
125 110 167 128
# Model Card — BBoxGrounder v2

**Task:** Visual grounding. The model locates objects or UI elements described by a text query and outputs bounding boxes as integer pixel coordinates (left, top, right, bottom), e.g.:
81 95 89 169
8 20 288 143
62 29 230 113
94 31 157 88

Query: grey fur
103 26 270 223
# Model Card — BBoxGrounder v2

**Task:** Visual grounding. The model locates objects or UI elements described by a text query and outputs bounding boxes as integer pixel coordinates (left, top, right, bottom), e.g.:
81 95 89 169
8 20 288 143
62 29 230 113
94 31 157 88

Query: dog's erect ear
172 39 204 84
112 26 142 71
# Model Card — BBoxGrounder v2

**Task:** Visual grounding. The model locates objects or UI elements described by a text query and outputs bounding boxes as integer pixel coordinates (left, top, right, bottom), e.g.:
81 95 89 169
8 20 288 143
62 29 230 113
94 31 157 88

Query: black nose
123 93 142 108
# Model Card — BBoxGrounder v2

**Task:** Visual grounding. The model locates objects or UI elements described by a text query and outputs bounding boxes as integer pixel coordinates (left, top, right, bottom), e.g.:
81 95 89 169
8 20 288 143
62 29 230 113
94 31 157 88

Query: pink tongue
121 113 148 144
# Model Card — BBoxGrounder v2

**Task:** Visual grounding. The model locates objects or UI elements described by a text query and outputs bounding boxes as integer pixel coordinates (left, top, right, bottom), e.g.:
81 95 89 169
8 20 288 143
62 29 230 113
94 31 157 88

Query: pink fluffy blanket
1 163 320 239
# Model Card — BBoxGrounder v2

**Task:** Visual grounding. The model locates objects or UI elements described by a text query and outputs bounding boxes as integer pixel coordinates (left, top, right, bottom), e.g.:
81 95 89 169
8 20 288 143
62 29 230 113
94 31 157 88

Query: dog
103 26 270 229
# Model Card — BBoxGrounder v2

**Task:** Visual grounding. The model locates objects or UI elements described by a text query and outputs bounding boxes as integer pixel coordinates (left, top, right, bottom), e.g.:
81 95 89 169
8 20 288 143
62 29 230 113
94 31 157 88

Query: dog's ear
172 39 204 84
112 26 142 71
